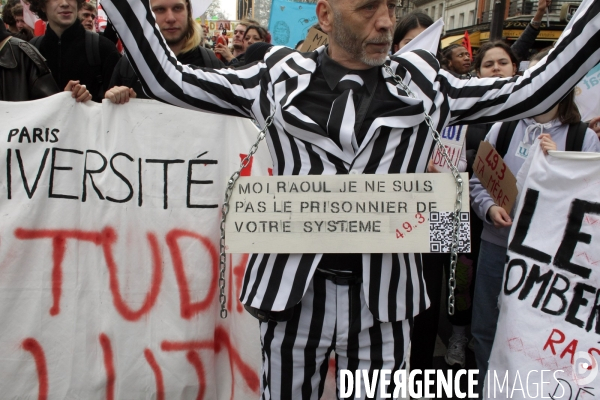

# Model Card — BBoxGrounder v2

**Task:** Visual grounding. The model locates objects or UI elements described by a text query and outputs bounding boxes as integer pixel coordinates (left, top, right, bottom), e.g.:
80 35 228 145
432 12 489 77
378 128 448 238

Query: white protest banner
486 143 600 399
430 125 467 173
0 93 277 399
575 63 600 122
225 174 471 254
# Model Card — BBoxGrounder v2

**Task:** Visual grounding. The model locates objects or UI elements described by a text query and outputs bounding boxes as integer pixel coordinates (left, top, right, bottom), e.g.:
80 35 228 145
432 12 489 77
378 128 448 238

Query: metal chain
218 113 275 319
218 67 463 317
384 64 464 315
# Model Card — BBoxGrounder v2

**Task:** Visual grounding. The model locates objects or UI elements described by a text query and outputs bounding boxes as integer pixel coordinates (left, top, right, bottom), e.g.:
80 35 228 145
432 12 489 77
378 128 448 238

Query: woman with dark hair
244 25 269 47
470 48 600 392
472 41 519 78
392 11 433 53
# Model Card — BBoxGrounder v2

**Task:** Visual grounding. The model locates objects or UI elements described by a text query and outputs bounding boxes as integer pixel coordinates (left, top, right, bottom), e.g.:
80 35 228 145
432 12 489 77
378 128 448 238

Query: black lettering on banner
49 129 59 143
8 129 19 142
503 258 528 295
19 127 31 143
187 159 218 208
518 264 553 308
15 148 49 199
49 148 83 200
565 283 596 328
586 290 600 334
138 158 143 207
541 274 570 316
6 149 11 199
32 128 43 143
509 188 552 264
145 158 184 209
82 150 107 202
553 199 600 279
106 153 134 203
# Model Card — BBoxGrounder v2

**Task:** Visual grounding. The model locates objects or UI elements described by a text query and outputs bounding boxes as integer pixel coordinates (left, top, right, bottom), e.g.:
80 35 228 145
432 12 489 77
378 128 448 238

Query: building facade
402 0 581 50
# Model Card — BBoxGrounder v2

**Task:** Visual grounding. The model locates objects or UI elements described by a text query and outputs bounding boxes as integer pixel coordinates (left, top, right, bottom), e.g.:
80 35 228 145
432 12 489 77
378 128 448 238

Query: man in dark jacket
27 0 120 102
0 18 90 101
108 0 223 100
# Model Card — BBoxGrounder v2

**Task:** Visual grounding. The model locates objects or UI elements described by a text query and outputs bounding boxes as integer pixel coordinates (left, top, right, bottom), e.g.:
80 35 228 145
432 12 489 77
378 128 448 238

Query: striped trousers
258 270 412 400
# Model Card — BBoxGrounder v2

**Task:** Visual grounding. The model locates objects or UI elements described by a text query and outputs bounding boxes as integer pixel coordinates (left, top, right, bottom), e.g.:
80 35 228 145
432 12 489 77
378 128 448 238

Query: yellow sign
481 29 562 41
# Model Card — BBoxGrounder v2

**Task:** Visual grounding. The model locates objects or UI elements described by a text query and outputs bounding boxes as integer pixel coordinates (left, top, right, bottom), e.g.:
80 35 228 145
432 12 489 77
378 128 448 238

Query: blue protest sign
268 0 317 48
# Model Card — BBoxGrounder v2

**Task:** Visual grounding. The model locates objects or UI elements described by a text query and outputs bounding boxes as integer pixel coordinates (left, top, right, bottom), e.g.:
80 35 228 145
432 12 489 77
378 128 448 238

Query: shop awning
441 34 464 49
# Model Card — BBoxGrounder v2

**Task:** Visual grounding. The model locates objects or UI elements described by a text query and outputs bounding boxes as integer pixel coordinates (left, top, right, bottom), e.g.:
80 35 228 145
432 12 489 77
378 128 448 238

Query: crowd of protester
2 0 600 397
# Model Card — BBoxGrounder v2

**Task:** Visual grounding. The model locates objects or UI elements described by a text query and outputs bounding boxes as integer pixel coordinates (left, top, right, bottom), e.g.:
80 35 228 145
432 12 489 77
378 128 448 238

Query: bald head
316 0 396 69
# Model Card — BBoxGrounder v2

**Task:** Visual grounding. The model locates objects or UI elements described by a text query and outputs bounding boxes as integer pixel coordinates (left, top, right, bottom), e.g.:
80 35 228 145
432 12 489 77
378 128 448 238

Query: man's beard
332 9 391 67
164 29 187 47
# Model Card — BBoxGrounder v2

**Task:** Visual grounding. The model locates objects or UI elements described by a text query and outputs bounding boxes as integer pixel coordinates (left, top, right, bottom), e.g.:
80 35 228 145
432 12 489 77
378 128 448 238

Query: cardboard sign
300 27 328 52
225 173 471 254
430 125 467 173
473 141 517 213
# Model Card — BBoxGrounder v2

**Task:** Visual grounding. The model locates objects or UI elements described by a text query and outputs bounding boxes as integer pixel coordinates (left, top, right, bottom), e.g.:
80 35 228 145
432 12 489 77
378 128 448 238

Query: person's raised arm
511 0 551 62
435 0 600 125
101 0 267 119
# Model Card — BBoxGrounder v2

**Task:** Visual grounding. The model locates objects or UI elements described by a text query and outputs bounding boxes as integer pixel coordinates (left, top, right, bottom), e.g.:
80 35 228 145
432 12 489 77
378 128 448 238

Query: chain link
384 64 463 315
218 114 275 319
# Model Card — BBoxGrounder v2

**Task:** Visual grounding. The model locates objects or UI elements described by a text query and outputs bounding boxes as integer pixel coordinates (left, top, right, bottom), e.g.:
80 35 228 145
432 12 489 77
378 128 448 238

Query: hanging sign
225 173 471 253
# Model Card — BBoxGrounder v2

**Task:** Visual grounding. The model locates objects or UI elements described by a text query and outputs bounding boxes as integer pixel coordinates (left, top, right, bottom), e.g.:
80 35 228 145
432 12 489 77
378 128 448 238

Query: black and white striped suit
102 0 600 396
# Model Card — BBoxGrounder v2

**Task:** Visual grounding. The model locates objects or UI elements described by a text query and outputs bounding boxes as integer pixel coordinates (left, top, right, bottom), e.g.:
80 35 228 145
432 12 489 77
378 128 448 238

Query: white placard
225 173 471 254
431 125 467 173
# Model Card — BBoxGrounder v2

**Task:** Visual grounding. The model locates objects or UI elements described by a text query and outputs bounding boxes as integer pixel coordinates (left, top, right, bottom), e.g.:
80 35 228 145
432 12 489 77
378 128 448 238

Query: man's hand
105 86 137 104
214 43 234 62
488 205 512 228
589 116 600 139
64 80 92 102
538 133 557 155
533 0 551 23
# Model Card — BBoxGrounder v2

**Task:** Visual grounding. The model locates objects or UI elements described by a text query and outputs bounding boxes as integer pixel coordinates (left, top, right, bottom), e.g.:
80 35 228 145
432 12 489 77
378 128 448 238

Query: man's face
151 0 188 46
78 8 97 31
232 24 246 51
43 0 78 30
328 0 396 67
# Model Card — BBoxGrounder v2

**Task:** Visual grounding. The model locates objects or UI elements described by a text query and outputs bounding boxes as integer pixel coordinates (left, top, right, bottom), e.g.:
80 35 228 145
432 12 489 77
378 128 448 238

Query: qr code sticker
429 212 471 253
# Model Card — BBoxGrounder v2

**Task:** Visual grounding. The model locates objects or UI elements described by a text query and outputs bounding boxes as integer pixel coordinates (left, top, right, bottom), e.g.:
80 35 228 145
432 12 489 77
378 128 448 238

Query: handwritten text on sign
225 173 470 254
473 141 517 213
431 125 467 173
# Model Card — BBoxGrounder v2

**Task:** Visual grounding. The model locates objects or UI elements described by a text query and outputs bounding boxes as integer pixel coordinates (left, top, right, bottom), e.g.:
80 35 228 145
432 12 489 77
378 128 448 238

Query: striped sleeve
440 0 600 125
101 0 265 119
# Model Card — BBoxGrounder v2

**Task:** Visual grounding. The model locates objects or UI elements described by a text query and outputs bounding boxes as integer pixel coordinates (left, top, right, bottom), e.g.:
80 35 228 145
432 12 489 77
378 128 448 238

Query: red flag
462 30 472 59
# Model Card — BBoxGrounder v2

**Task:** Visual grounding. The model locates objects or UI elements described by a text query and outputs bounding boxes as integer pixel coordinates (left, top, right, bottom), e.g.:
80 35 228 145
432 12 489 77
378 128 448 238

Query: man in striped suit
102 0 600 397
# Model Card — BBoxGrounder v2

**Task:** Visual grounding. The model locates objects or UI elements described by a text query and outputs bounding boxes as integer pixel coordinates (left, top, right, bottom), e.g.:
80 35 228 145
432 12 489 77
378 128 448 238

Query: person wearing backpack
108 0 223 101
470 48 600 395
27 0 120 103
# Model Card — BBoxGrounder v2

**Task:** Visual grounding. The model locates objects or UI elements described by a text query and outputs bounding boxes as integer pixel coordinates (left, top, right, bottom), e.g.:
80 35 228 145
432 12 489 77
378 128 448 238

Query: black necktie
327 74 364 154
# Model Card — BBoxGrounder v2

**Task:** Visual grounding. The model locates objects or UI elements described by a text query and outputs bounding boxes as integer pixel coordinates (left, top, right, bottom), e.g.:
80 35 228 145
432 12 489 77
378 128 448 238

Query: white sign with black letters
225 173 471 254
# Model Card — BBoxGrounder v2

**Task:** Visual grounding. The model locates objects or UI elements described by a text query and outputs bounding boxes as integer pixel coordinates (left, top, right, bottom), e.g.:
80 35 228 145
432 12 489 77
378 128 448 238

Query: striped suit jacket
103 0 600 322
